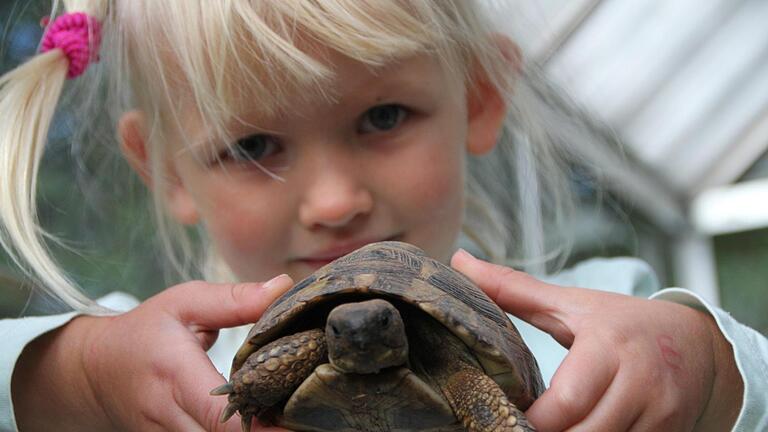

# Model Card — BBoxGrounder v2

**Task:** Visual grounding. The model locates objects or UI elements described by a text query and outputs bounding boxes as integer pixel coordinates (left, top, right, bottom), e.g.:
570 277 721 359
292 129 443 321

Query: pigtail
0 0 108 312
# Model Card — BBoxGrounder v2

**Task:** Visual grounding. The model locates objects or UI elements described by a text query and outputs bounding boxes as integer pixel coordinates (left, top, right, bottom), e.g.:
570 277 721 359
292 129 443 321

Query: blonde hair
0 0 107 311
1 0 585 311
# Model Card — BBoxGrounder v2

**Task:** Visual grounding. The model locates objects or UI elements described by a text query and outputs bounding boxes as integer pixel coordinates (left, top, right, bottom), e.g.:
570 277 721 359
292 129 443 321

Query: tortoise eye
380 314 390 327
331 325 341 337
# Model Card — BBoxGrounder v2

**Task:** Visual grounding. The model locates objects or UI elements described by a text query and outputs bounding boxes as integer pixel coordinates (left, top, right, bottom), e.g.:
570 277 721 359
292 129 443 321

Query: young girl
0 1 765 431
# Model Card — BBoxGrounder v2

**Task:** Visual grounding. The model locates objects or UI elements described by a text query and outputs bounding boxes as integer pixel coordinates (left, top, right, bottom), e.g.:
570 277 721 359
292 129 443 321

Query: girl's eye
225 134 281 162
359 104 408 133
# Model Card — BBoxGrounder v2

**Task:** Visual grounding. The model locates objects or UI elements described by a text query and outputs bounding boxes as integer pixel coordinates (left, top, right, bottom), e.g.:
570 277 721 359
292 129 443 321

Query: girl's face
123 51 504 283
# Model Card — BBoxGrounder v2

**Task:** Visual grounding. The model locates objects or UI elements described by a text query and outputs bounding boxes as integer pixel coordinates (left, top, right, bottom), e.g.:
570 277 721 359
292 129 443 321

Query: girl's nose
298 165 374 229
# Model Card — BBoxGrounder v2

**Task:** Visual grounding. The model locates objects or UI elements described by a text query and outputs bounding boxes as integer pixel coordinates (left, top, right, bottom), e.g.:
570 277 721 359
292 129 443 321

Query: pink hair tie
41 12 103 79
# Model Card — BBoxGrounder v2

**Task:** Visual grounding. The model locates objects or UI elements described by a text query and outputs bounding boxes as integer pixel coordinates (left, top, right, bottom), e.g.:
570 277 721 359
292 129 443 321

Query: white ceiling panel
484 0 768 235
488 0 768 200
621 1 768 169
661 54 768 191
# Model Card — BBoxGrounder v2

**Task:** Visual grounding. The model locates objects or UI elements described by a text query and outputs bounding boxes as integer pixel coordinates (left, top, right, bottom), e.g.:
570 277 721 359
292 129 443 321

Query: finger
450 249 575 343
573 367 691 432
169 348 265 432
566 369 644 432
450 249 571 314
160 410 208 432
165 341 294 432
161 274 294 330
525 339 618 431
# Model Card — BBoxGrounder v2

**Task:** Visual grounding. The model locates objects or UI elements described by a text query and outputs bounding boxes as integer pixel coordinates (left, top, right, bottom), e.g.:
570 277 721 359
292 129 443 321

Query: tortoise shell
231 241 544 409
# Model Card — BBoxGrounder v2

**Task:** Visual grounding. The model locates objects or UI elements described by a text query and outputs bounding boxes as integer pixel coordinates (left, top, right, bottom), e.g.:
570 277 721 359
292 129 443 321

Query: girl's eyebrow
343 73 440 104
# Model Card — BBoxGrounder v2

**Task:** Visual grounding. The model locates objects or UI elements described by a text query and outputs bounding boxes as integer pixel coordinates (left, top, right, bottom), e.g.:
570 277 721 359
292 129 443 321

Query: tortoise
211 241 544 431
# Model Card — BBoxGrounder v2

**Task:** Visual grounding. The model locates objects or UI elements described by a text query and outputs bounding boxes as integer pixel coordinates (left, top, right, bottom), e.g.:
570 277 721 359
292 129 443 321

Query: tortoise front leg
210 328 328 431
440 366 536 432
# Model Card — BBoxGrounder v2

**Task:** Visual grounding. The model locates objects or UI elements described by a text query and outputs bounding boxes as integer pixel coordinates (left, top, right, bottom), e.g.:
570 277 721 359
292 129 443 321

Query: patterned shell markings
230 241 544 406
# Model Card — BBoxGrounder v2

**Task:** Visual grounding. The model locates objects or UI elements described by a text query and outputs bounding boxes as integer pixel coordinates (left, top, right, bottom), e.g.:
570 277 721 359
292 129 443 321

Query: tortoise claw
241 414 253 432
210 382 234 396
220 402 239 423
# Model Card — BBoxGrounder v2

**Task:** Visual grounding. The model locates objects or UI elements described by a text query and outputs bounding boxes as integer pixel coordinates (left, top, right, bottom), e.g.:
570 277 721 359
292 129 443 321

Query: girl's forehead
123 2 474 97
155 39 441 139
122 1 482 147
178 52 462 143
292 50 462 101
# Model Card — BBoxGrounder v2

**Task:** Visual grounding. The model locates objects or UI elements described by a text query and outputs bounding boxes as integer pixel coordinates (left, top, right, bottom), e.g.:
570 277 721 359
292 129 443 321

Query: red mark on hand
657 335 683 372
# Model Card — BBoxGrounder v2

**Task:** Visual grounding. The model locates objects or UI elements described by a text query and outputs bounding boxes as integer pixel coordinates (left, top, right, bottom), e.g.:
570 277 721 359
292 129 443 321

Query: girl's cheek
211 195 281 249
199 188 274 254
408 140 465 212
391 142 465 260
412 169 462 215
205 214 281 281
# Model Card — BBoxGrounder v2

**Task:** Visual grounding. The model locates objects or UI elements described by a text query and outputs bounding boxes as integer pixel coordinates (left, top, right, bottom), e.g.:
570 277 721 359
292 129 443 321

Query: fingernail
263 274 291 291
455 248 475 260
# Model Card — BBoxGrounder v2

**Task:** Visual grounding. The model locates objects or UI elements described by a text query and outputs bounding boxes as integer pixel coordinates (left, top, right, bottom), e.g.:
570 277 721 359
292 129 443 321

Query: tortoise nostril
354 336 368 350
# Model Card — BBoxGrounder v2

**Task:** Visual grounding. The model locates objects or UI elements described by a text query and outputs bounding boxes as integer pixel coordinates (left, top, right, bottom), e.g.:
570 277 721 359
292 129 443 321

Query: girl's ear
465 78 505 155
466 36 521 156
119 110 152 186
118 111 200 225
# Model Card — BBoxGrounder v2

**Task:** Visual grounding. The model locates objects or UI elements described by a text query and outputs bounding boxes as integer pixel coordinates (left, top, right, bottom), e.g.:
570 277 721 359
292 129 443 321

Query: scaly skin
442 366 534 432
409 313 537 432
212 328 327 430
215 304 536 431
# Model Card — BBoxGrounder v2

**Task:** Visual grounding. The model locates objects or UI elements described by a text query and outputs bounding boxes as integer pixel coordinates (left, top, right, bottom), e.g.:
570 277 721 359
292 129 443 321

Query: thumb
156 274 295 330
450 249 576 347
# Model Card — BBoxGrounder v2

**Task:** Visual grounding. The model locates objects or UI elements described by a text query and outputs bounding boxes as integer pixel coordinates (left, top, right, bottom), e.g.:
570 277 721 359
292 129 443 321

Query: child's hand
13 277 295 432
451 250 744 432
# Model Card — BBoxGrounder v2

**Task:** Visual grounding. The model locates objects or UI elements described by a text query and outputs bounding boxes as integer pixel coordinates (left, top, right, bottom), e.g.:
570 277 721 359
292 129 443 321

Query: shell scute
231 241 544 404
425 269 513 331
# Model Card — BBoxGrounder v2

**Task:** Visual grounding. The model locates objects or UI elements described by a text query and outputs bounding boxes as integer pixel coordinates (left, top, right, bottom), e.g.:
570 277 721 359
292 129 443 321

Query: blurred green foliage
715 228 768 335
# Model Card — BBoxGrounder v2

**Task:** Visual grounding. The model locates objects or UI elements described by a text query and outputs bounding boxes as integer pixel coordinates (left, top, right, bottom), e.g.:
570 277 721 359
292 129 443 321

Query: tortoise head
325 299 408 374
